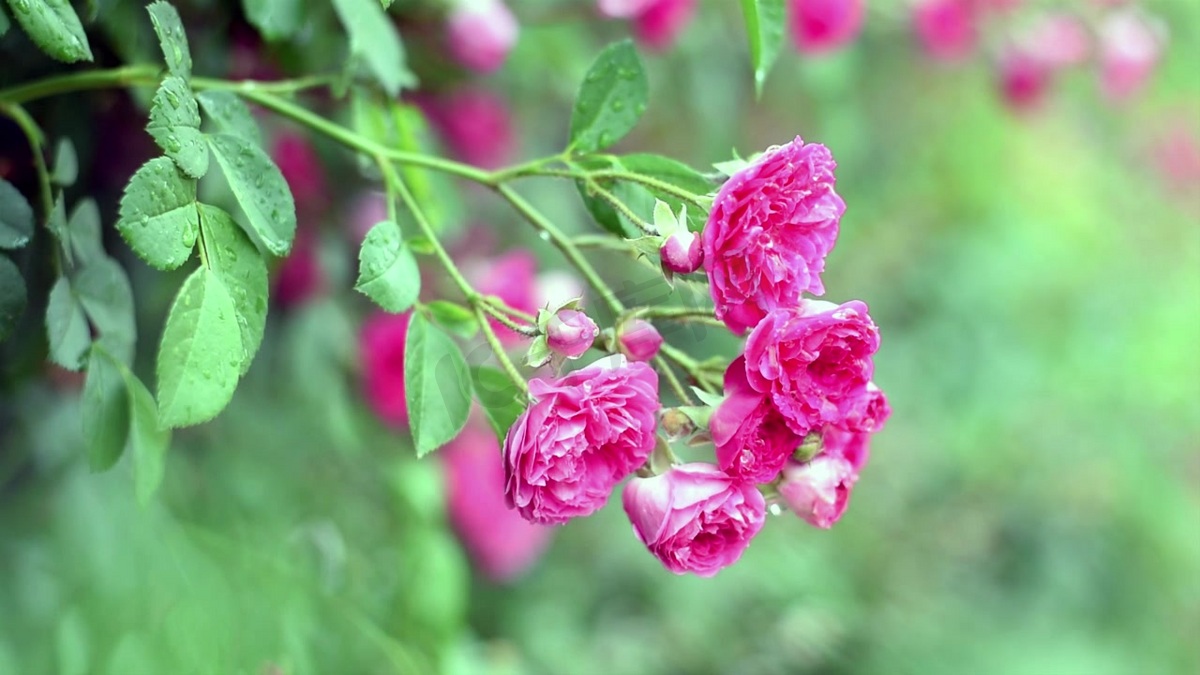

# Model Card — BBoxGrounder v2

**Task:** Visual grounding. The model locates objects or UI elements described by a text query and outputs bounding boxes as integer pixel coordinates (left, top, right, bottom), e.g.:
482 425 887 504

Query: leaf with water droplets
46 276 90 370
147 0 191 79
82 345 130 472
569 40 648 154
196 91 262 145
117 364 170 505
331 0 417 96
75 257 136 364
52 137 78 187
354 220 420 313
0 254 26 342
7 0 93 62
0 178 34 250
206 133 296 256
740 0 786 97
198 204 268 375
404 312 473 458
147 76 209 178
116 157 199 270
156 267 244 428
242 0 304 41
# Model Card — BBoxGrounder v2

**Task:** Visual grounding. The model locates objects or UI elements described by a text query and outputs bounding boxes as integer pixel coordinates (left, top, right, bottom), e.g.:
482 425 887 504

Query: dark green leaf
66 198 104 263
117 365 170 504
242 0 303 41
331 0 417 96
196 91 262 145
52 137 78 186
116 157 199 270
46 277 90 370
147 76 209 179
569 40 648 153
740 0 786 96
146 0 191 79
156 267 244 428
0 254 26 342
75 258 136 364
355 220 420 313
198 204 268 374
404 312 472 457
0 178 34 250
0 4 10 37
206 133 296 256
6 0 93 62
82 346 130 472
427 300 478 339
471 366 525 442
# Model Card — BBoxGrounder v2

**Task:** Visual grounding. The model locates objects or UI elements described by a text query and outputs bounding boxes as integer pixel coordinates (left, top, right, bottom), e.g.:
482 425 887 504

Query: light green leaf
52 137 78 186
206 133 296 256
331 0 416 96
569 40 648 153
692 385 726 408
196 91 262 145
379 0 394 8
146 0 191 79
6 0 93 62
472 366 525 442
0 178 34 250
427 300 478 339
524 335 551 368
740 0 786 97
116 157 199 270
117 364 170 504
404 312 472 457
75 258 136 364
66 198 104 263
198 204 268 374
147 76 209 178
242 0 303 41
82 345 130 472
156 267 244 428
46 277 90 370
355 220 420 313
0 254 26 342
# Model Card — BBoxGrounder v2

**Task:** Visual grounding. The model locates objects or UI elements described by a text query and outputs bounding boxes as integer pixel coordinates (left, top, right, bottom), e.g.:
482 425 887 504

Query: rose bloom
912 0 977 61
505 355 660 524
702 137 845 334
443 416 554 582
622 463 766 577
710 357 803 484
743 301 880 436
445 0 519 73
788 0 865 54
778 454 856 528
632 0 697 52
360 311 413 428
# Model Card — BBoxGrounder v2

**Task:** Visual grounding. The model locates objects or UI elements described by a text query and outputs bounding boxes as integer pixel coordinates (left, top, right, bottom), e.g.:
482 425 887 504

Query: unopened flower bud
446 0 519 74
659 229 703 274
778 455 857 529
617 319 663 362
546 309 598 359
659 408 694 439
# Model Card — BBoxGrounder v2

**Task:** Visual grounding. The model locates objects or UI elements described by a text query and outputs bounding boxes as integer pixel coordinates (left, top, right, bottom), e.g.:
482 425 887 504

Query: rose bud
622 463 766 576
445 0 519 74
617 319 663 362
659 228 703 274
778 454 857 529
546 309 599 359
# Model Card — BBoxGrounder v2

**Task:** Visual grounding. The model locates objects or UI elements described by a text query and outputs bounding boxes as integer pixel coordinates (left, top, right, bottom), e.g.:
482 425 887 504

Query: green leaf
692 386 726 408
620 153 713 230
0 254 26 342
6 0 93 62
379 0 394 8
196 91 262 145
355 220 420 313
116 157 199 270
117 365 170 505
404 312 472 457
206 133 296 256
82 345 130 472
569 40 648 153
146 0 191 79
331 0 417 96
242 0 303 41
75 258 136 364
198 204 268 374
426 300 478 339
66 198 104 263
0 178 34 250
471 366 525 442
0 4 10 37
156 267 244 428
46 277 90 370
52 137 78 186
740 0 786 96
55 607 90 675
147 76 209 179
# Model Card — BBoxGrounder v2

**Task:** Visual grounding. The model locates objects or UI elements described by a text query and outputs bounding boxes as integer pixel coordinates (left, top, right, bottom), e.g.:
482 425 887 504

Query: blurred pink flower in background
274 229 324 308
443 416 554 582
1019 12 1091 68
360 311 413 428
346 191 389 246
272 132 326 214
788 0 866 54
470 250 538 346
912 0 978 61
423 88 517 169
997 47 1052 111
631 0 697 51
445 0 519 73
534 270 586 310
1097 8 1164 100
597 0 655 16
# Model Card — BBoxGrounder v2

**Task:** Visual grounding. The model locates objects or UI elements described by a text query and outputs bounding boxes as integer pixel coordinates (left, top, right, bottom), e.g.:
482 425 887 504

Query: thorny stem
515 167 709 209
477 301 538 336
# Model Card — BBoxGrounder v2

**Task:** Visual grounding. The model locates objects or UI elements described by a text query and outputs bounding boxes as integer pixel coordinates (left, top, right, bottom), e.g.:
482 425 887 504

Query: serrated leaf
6 0 93 62
569 40 648 153
75 258 136 364
332 0 417 96
117 365 170 504
156 267 244 428
116 157 198 270
196 91 262 145
426 300 477 339
242 0 303 41
0 254 26 342
147 76 209 178
0 178 33 250
206 133 296 256
404 312 472 457
198 204 268 374
82 345 130 472
355 220 420 313
46 277 90 370
146 0 191 79
66 198 104 263
52 137 78 186
471 366 525 443
740 0 786 96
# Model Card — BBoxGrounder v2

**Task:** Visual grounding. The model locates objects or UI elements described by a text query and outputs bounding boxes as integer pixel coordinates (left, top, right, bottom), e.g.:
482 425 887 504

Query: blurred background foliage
1 0 1198 673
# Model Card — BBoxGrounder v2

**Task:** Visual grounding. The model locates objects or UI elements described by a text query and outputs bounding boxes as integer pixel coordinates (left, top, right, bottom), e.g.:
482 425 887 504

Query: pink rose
617 318 663 362
272 132 326 215
997 48 1052 112
622 463 766 576
743 301 880 436
840 381 891 434
274 229 324 308
443 416 554 582
360 311 413 428
546 309 599 359
778 454 856 528
632 0 697 52
710 357 803 483
788 0 865 54
702 137 845 334
424 88 517 169
505 355 660 524
912 0 977 61
445 0 519 73
471 250 538 347
1097 8 1163 101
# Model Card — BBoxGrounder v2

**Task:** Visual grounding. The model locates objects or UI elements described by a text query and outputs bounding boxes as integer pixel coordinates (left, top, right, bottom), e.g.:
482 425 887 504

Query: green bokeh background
1 1 1197 673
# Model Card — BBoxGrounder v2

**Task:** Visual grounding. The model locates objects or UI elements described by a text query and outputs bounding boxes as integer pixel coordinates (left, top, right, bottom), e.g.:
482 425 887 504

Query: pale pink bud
546 309 599 359
618 319 663 362
659 229 703 274
1098 8 1164 101
446 0 519 74
778 454 857 529
598 0 655 17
